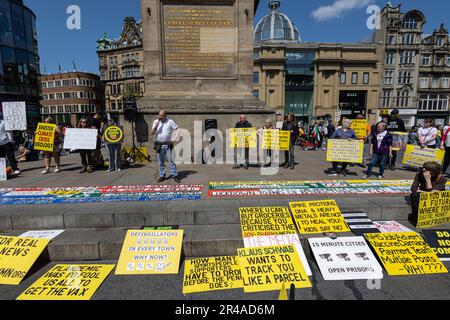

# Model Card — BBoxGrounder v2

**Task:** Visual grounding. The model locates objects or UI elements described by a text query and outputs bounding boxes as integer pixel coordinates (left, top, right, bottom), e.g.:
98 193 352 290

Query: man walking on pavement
233 115 252 169
151 110 180 183
386 109 406 171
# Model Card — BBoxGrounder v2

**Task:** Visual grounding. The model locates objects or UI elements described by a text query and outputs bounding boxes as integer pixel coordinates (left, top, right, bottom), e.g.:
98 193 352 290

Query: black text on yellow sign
0 236 49 285
104 126 124 144
239 207 298 238
237 245 311 293
289 200 350 234
364 232 448 276
182 256 243 294
17 264 115 300
418 191 450 228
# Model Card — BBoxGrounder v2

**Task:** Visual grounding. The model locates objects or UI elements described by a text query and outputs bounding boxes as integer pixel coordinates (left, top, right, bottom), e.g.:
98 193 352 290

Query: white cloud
312 0 371 21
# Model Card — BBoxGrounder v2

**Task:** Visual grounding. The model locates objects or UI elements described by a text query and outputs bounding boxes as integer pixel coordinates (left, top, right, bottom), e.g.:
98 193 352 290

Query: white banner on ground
63 128 98 150
19 230 65 240
0 158 6 181
2 102 27 131
309 236 383 280
373 221 413 233
243 233 312 276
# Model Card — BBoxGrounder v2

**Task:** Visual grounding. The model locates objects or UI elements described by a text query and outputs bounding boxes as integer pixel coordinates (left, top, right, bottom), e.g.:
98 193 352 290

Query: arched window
402 17 417 29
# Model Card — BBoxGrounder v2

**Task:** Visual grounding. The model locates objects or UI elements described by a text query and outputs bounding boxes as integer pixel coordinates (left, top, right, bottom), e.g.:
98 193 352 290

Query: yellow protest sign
34 123 56 152
115 229 183 275
289 200 350 234
365 232 448 275
278 282 288 300
17 264 115 300
239 207 297 238
391 132 408 151
402 144 445 167
229 128 257 149
237 245 311 293
417 191 450 228
104 125 124 144
123 147 150 164
182 256 243 294
262 130 290 151
326 139 364 163
350 119 368 140
0 236 49 285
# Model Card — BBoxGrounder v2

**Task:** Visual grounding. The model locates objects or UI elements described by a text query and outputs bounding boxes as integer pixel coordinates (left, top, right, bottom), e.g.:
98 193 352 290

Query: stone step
0 196 413 231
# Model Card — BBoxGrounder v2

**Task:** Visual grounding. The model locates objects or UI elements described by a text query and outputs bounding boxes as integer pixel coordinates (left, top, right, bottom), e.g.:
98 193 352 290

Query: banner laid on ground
422 230 450 262
0 235 49 285
364 232 448 276
243 234 312 276
237 245 311 293
417 191 450 229
34 123 56 152
104 126 124 144
239 207 297 238
0 158 6 181
290 200 350 234
391 132 408 152
19 230 65 240
326 139 364 164
208 180 433 197
115 229 183 275
372 221 413 233
309 236 383 280
261 130 290 151
0 185 203 205
350 119 368 140
342 212 380 236
63 128 98 150
402 144 445 167
17 264 115 300
182 256 243 294
229 128 257 149
2 102 27 131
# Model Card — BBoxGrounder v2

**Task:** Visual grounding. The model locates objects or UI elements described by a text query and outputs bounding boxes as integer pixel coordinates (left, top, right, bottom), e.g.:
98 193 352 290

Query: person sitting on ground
326 119 357 177
409 162 447 226
16 145 38 162
362 121 393 180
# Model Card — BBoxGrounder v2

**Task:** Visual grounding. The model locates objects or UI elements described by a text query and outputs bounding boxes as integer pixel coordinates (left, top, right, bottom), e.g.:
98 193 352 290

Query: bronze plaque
162 2 237 78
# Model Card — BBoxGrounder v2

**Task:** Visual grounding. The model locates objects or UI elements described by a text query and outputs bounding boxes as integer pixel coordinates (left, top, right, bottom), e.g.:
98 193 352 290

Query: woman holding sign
41 118 62 174
362 122 393 180
325 119 357 177
77 118 96 173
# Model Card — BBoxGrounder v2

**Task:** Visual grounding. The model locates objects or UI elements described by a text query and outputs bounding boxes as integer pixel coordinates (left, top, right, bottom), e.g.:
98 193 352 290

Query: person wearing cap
386 109 406 170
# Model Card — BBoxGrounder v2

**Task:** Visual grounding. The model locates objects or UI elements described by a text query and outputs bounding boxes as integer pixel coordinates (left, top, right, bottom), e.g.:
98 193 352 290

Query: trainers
377 175 385 179
117 168 122 172
174 176 181 183
79 167 87 173
10 170 21 176
41 168 50 175
87 166 94 173
326 171 338 176
157 177 165 183
54 168 61 173
361 173 368 179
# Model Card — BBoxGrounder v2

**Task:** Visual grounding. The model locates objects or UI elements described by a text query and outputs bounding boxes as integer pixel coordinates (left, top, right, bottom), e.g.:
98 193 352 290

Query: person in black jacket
282 113 299 169
233 115 253 169
386 109 406 170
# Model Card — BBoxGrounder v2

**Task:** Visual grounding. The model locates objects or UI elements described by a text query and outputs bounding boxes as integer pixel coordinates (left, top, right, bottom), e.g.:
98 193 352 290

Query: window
109 70 119 80
388 35 395 45
401 33 416 44
399 50 415 64
382 90 392 107
384 70 393 85
419 94 449 111
47 81 54 88
397 70 413 84
56 93 62 99
386 52 395 65
442 78 450 89
402 17 417 29
0 0 15 47
124 67 140 78
11 3 26 49
351 72 358 84
58 106 64 113
64 92 70 99
63 80 70 86
447 56 450 67
363 73 369 84
432 77 440 88
253 72 259 84
49 94 55 100
109 56 118 65
435 56 443 66
340 72 346 84
396 89 411 108
253 90 259 98
41 82 47 88
422 55 430 66
420 77 429 89
437 36 445 46
111 100 116 111
111 84 121 96
64 105 71 113
100 70 106 80
42 94 48 100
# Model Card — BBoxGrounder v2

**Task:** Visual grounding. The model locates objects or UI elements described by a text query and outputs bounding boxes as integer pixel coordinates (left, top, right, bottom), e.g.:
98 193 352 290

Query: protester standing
0 119 20 175
77 118 96 173
41 117 61 174
282 113 299 169
233 115 253 170
257 119 274 167
362 122 393 179
441 125 450 175
418 118 438 149
327 120 336 138
386 109 406 170
104 119 122 172
91 112 106 168
151 110 180 183
408 126 419 146
326 119 357 176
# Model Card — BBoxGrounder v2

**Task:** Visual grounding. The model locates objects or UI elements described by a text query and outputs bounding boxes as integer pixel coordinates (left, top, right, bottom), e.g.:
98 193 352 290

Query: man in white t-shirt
418 119 438 148
151 110 180 183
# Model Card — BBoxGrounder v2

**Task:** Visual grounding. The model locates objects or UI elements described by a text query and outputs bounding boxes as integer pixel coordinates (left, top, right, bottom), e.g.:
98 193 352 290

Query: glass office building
0 0 41 126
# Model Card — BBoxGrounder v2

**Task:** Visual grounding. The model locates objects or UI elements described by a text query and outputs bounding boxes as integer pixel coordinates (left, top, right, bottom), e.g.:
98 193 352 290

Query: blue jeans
365 153 388 177
158 145 178 178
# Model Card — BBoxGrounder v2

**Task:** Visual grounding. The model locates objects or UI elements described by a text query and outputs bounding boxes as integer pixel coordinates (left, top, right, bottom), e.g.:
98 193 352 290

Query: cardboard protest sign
239 207 297 238
402 144 445 167
63 128 98 150
422 230 450 261
182 256 243 294
243 234 312 276
229 128 257 149
342 212 379 236
115 229 183 275
123 147 150 164
326 139 364 163
290 200 350 234
104 126 124 144
350 119 368 140
391 132 408 151
372 221 413 233
364 232 448 276
34 123 56 152
261 130 290 151
309 236 383 280
0 158 6 181
19 230 64 241
17 264 115 300
0 235 49 285
417 191 450 228
237 245 311 293
143 225 179 231
2 101 27 131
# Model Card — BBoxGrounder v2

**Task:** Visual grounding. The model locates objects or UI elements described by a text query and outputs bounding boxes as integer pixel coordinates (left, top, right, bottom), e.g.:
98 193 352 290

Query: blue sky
24 0 450 75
